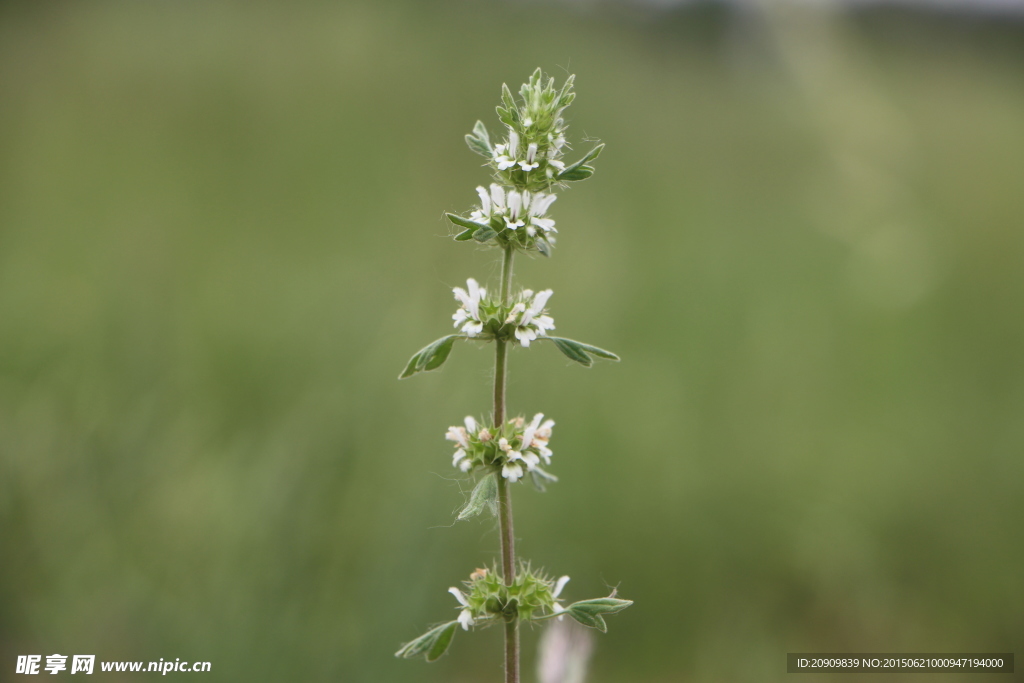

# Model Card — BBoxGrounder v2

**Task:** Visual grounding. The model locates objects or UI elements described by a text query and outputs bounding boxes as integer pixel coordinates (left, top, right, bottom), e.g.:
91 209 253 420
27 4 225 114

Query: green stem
493 244 518 683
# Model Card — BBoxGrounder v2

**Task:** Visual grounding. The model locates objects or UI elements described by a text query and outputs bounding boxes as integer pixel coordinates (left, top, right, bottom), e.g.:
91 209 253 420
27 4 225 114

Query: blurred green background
1 1 1022 681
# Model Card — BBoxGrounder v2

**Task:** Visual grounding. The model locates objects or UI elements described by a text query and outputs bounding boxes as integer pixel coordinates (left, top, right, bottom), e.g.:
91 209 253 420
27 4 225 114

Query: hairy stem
494 244 519 683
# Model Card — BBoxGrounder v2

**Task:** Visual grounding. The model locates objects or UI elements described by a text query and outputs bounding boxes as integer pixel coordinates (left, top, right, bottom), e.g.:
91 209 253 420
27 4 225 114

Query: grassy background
1 1 1022 681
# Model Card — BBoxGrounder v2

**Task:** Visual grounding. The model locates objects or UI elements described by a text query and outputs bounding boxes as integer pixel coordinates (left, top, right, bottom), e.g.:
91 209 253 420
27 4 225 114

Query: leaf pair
557 143 604 182
394 621 458 662
398 336 459 379
548 337 620 367
447 212 496 243
565 597 633 633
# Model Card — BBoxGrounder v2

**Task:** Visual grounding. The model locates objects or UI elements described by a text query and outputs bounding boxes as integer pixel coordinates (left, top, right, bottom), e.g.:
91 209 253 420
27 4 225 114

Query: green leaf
445 213 489 232
472 226 497 243
501 83 517 116
551 338 592 367
573 342 620 361
454 228 475 241
464 120 492 158
425 621 458 662
458 473 498 520
398 336 459 379
565 598 633 634
395 621 459 660
473 120 491 148
557 143 604 181
566 607 607 632
569 598 634 616
465 134 490 158
548 337 620 367
536 238 551 257
558 75 576 107
557 165 594 182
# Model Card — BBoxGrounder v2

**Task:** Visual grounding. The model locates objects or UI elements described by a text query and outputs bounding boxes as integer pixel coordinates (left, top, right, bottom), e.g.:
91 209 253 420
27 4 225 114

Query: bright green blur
1 2 1021 682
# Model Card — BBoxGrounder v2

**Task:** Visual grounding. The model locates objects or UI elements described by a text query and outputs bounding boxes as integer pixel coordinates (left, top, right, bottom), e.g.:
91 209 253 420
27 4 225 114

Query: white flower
494 130 520 170
501 462 524 483
526 192 557 236
452 278 486 337
505 191 525 230
519 142 539 171
449 587 475 630
445 426 468 449
506 289 555 347
522 413 555 464
551 575 570 620
448 417 484 471
524 411 557 464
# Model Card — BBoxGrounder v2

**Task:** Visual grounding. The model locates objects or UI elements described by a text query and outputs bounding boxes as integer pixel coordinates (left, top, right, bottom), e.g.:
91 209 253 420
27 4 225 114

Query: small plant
397 69 632 683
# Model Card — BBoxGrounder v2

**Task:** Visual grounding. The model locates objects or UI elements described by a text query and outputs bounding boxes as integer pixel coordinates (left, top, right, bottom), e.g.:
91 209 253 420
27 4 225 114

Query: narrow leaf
568 598 633 616
395 621 459 659
473 226 497 243
454 228 475 241
566 607 607 633
445 213 490 232
573 342 620 361
557 165 595 182
536 238 551 257
458 473 498 520
557 143 604 182
398 336 459 379
425 621 458 662
550 337 593 367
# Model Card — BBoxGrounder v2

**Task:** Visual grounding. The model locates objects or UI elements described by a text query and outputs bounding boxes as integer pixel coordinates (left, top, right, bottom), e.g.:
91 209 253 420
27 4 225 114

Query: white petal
553 575 570 598
476 186 490 215
508 131 519 157
458 609 474 630
462 321 483 336
445 426 468 448
501 463 523 483
448 587 469 607
452 448 467 467
490 184 505 209
464 416 477 432
459 459 472 472
530 289 553 315
508 191 522 220
526 142 538 163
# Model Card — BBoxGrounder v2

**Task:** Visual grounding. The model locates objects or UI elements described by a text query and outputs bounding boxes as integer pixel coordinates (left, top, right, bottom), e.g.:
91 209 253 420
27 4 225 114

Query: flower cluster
448 565 570 630
468 184 558 252
446 413 556 484
451 279 555 347
489 69 575 191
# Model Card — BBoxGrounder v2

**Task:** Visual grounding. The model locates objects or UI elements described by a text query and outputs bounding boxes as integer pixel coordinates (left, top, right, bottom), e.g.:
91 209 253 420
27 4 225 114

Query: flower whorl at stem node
447 413 556 486
452 279 555 347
